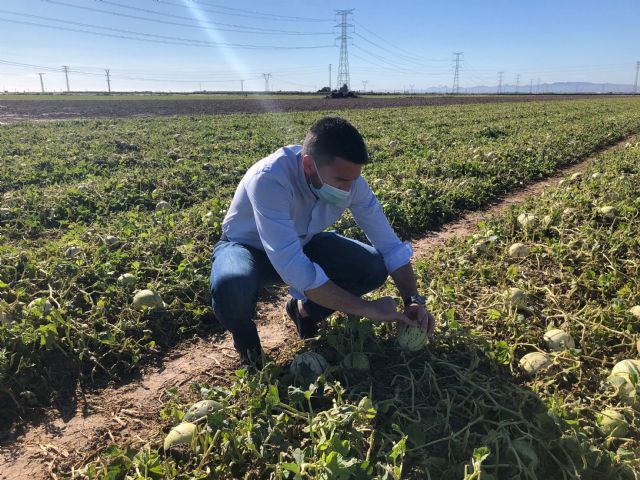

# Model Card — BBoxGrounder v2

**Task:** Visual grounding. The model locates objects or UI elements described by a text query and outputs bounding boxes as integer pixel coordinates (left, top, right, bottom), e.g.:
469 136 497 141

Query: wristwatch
404 294 426 308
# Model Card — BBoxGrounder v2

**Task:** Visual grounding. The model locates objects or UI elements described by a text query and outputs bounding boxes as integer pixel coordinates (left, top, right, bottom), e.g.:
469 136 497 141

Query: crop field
1 97 640 478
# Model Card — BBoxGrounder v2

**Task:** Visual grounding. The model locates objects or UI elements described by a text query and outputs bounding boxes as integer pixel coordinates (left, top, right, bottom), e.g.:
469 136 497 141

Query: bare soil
0 94 614 123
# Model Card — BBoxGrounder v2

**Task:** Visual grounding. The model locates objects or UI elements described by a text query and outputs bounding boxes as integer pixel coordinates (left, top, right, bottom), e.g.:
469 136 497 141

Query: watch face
406 295 426 305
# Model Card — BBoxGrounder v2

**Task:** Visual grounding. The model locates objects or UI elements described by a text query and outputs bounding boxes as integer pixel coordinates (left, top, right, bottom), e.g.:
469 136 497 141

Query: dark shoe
286 298 321 339
239 347 264 371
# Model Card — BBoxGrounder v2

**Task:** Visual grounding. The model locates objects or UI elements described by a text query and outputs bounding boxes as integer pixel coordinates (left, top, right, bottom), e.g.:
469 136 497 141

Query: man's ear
302 154 314 176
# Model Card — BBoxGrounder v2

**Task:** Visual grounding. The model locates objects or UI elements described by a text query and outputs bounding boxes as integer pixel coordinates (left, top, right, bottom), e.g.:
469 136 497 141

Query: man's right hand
305 281 415 327
365 296 416 327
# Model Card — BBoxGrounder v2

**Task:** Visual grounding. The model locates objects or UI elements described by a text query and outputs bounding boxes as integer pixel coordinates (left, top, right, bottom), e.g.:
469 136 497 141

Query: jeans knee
366 255 388 289
211 276 257 329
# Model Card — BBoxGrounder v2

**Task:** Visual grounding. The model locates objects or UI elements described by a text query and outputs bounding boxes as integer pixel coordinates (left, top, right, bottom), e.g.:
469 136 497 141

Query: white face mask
309 159 351 204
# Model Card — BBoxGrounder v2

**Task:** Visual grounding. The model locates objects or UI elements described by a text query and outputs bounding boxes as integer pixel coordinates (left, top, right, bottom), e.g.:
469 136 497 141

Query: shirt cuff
383 241 414 274
288 263 330 302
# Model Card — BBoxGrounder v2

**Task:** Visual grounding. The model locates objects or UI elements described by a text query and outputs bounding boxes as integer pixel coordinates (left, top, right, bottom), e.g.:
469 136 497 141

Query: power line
41 0 332 36
352 45 426 75
0 59 325 85
352 32 431 68
352 20 446 64
0 12 333 50
184 0 331 22
148 0 331 22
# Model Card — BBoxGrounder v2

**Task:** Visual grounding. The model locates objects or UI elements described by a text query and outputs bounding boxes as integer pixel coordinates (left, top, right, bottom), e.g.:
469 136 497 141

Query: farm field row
75 137 640 479
1 98 640 431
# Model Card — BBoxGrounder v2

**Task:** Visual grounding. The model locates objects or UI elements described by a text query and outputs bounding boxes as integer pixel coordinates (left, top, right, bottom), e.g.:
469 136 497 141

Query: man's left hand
404 303 436 338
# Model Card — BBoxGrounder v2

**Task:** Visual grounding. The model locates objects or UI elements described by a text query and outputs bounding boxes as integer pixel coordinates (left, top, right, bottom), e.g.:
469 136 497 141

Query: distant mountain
419 82 636 94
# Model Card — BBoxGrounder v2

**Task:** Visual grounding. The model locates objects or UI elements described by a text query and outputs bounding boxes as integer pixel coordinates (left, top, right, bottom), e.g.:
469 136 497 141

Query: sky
0 0 638 93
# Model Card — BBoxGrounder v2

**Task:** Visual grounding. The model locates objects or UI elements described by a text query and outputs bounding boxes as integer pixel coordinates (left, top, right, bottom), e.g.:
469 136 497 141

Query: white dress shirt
221 145 413 300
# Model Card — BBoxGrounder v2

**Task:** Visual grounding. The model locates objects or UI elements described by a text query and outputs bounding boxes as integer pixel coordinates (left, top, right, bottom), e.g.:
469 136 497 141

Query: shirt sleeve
246 170 330 298
348 177 413 274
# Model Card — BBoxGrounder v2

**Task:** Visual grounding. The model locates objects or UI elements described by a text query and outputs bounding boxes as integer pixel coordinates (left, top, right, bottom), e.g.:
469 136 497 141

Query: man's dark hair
302 117 369 166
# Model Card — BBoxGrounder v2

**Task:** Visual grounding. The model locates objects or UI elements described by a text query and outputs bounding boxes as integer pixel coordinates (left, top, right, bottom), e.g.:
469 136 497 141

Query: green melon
183 400 223 422
607 359 640 406
506 287 528 309
596 409 628 437
342 352 370 372
133 289 165 310
397 324 429 352
517 213 537 229
290 351 328 385
543 329 575 352
163 422 197 450
117 273 137 289
519 352 551 375
508 243 530 258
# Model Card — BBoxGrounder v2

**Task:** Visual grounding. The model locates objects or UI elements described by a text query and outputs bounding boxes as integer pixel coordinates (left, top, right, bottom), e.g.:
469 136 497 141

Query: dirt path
0 137 632 480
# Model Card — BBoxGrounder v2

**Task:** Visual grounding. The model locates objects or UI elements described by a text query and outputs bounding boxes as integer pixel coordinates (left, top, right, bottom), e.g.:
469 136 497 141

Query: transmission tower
335 9 354 90
62 65 70 92
452 52 463 94
105 69 111 93
497 71 504 94
262 73 272 92
361 80 368 92
515 74 520 93
634 61 640 94
37 73 45 93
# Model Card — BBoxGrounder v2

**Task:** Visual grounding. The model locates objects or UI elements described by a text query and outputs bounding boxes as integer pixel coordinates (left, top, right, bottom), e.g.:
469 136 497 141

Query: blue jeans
209 231 388 357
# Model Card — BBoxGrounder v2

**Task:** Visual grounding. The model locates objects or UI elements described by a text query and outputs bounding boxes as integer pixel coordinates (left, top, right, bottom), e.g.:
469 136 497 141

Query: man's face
302 154 362 192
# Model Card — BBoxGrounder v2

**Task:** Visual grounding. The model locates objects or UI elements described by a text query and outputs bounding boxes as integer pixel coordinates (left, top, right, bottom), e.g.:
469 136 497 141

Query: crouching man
210 117 435 364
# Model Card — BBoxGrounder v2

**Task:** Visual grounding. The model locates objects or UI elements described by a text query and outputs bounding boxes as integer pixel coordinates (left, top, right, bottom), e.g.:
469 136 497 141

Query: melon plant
341 352 370 372
607 359 640 406
397 324 429 352
543 329 575 352
596 409 629 437
132 289 165 311
519 352 551 375
290 351 327 386
508 243 529 259
183 399 223 422
163 422 197 451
